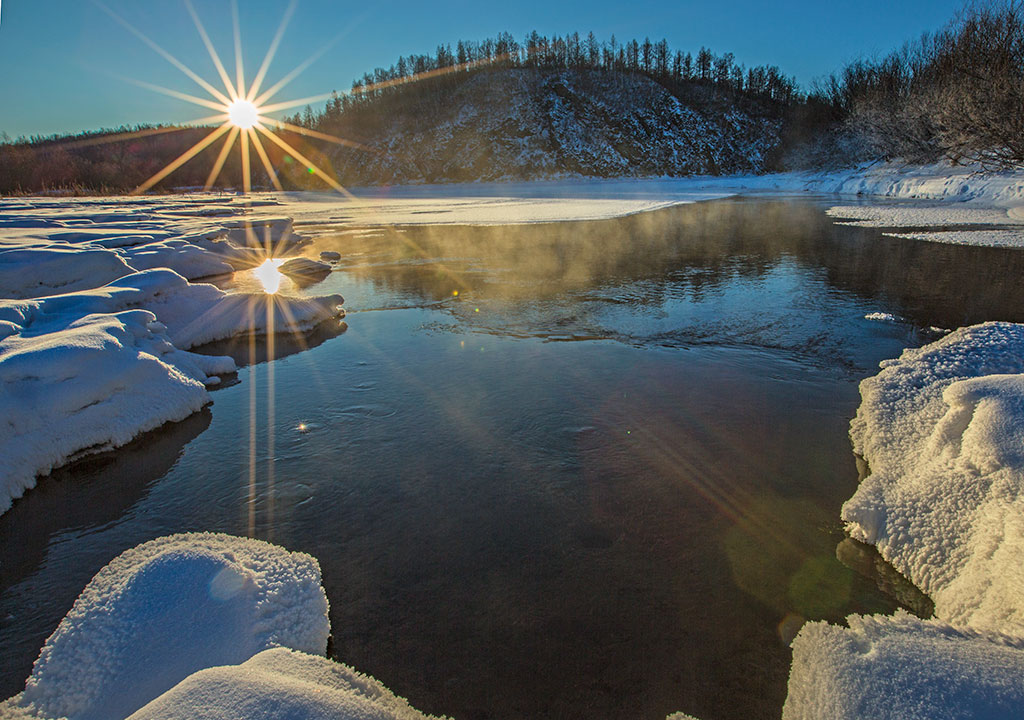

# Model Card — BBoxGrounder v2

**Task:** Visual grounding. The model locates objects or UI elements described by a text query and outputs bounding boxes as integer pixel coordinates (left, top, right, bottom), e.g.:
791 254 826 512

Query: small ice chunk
279 257 332 281
864 312 901 323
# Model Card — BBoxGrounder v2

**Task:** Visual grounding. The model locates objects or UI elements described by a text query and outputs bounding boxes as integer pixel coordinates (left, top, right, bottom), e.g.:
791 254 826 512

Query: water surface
5 199 1024 719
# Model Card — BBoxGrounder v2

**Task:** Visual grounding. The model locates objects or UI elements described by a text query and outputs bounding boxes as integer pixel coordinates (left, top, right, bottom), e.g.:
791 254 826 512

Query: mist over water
2 199 1021 719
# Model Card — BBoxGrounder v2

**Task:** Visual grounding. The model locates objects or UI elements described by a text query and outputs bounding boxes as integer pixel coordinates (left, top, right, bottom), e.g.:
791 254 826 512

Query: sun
228 99 260 130
96 0 368 197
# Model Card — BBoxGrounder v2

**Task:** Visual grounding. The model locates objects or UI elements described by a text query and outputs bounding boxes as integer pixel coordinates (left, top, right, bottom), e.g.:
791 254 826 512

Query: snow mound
127 648 443 720
0 246 133 299
7 533 329 720
0 299 234 513
847 321 1024 634
783 611 1024 720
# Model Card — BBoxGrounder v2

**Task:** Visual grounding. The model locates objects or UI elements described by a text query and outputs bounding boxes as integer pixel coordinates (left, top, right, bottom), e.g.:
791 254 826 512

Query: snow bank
3 533 329 720
783 612 1024 720
846 321 1024 634
126 648 442 720
0 246 133 299
0 295 234 514
783 322 1024 718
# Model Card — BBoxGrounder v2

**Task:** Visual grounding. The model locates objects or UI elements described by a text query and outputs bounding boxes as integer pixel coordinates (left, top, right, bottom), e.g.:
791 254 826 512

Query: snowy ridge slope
328 69 783 184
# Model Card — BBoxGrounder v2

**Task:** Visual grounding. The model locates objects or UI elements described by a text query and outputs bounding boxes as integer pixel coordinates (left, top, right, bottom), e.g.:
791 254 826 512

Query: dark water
4 199 1024 720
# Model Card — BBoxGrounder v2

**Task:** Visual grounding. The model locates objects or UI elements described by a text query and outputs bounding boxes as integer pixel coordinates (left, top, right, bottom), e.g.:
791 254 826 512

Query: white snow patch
826 204 1022 227
783 611 1024 720
3 533 329 720
126 648 444 720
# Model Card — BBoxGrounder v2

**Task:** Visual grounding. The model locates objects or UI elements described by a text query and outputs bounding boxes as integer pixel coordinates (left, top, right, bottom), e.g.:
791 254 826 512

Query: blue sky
0 0 967 139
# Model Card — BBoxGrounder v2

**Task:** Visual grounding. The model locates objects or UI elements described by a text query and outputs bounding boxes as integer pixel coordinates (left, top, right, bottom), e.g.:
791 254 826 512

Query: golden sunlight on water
254 259 285 294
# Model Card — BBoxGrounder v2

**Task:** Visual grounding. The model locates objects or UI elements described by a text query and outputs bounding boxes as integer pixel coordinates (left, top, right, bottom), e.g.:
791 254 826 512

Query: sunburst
95 0 360 196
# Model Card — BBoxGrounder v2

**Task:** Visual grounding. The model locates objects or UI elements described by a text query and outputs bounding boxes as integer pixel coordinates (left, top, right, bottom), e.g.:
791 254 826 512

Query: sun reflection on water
254 258 285 294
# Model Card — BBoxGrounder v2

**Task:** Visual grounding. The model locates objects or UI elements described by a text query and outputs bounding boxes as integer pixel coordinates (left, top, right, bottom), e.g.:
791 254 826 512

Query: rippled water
5 199 1024 719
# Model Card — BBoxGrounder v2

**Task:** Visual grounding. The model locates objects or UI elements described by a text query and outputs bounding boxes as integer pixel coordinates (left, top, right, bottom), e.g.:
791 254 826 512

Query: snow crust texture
846 321 1024 633
783 612 1024 720
5 533 330 720
126 648 443 720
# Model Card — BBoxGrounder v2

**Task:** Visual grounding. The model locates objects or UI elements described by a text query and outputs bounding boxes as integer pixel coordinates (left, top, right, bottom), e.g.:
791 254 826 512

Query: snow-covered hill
320 69 784 184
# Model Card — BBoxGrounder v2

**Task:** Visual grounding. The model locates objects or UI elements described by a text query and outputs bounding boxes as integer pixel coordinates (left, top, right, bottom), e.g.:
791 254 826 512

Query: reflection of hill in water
320 200 1024 370
324 200 1024 330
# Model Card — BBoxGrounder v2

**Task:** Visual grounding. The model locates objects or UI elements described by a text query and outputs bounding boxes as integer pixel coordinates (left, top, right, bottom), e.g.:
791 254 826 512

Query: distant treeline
805 0 1024 168
285 30 799 129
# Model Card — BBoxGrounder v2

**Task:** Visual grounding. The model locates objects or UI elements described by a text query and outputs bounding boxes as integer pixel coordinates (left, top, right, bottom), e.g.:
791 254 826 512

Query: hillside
314 68 786 185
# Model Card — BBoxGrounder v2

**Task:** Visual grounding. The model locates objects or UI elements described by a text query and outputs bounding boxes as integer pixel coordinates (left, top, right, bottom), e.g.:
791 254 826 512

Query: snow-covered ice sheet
0 268 345 512
2 533 330 720
0 292 234 514
126 648 443 720
882 229 1024 248
783 611 1024 720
